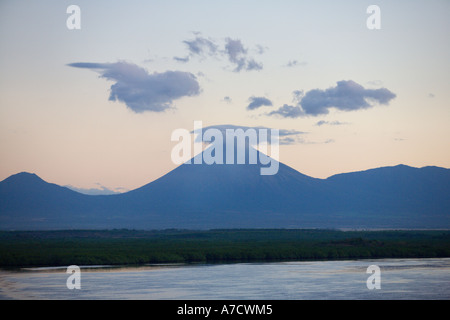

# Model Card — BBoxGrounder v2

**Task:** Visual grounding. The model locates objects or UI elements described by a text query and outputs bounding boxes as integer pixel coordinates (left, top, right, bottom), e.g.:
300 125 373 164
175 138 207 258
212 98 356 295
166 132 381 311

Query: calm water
0 258 449 300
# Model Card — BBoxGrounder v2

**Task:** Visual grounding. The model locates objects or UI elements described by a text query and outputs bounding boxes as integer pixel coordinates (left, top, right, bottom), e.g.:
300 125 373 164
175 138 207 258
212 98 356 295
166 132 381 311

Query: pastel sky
1 0 449 193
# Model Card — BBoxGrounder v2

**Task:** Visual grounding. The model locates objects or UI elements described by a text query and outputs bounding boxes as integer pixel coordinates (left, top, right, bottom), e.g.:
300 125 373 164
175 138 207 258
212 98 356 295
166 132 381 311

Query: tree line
0 229 449 267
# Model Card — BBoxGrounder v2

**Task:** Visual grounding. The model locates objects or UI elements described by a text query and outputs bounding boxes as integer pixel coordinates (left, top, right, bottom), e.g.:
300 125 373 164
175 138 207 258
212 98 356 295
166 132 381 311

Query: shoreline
2 256 450 273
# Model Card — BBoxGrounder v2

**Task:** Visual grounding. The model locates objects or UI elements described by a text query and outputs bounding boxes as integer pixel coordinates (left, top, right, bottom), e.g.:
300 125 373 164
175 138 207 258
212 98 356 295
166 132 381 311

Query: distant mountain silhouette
1 147 449 230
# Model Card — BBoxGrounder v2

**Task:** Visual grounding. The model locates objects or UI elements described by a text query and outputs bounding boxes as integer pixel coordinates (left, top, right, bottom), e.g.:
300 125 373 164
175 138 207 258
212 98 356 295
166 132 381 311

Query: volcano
1 146 449 230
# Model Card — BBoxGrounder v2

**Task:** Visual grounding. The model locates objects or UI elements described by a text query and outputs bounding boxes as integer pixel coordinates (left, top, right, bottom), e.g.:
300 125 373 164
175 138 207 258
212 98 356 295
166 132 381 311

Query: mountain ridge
0 161 449 230
3 163 447 195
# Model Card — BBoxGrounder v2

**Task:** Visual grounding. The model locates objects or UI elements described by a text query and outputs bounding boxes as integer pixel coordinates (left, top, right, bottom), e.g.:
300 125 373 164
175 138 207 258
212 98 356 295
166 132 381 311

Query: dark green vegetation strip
0 229 449 267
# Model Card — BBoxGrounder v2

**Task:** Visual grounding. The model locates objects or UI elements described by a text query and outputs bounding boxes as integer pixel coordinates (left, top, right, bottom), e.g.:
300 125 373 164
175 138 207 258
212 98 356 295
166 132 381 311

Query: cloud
245 58 264 71
300 80 396 116
190 124 337 146
68 61 200 113
277 137 296 145
222 96 232 104
65 183 128 195
247 96 273 110
285 60 307 68
255 44 268 55
268 80 396 118
192 124 306 145
223 38 247 71
292 90 304 103
173 56 190 63
367 80 383 86
183 35 218 57
176 33 264 72
267 104 303 118
224 38 263 72
315 120 349 126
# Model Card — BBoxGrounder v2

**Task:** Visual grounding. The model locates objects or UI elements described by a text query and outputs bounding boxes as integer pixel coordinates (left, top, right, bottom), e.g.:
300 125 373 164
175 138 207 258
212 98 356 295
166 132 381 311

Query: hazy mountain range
0 147 449 230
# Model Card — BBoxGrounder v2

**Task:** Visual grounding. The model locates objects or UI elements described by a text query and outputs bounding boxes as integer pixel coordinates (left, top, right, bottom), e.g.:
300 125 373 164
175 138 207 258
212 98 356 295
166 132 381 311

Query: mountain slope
326 165 450 212
0 172 105 229
113 155 330 228
0 155 449 229
0 172 86 213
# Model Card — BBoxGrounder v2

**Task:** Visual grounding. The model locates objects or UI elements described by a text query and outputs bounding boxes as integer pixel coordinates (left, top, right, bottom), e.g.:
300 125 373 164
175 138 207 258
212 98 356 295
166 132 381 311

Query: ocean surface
0 258 449 300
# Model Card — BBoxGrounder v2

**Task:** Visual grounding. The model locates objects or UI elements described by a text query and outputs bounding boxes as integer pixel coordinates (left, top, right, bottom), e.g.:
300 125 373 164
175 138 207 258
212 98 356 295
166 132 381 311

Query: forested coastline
1 229 449 268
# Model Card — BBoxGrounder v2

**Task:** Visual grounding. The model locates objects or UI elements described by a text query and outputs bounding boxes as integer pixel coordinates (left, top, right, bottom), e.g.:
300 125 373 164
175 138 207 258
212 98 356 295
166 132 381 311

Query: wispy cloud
268 80 396 118
68 61 200 113
315 120 349 126
175 33 264 72
65 183 128 195
255 44 268 55
192 124 306 145
182 35 218 58
285 60 307 68
173 56 190 63
222 96 232 104
366 79 383 86
268 104 303 118
224 38 263 72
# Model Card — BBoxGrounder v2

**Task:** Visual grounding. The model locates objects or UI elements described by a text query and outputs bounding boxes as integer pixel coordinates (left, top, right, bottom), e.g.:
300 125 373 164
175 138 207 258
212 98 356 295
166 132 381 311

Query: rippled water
1 258 449 300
